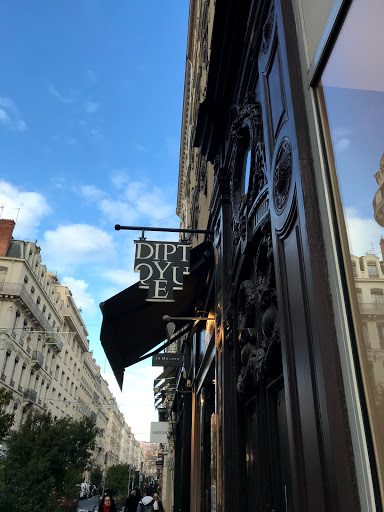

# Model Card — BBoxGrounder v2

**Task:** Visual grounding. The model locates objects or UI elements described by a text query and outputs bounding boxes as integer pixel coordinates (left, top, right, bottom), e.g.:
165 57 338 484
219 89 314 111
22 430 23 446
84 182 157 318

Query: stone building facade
0 219 140 472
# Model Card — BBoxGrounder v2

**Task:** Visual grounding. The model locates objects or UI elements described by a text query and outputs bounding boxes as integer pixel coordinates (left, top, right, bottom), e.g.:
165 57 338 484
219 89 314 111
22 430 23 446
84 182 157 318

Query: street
77 495 99 511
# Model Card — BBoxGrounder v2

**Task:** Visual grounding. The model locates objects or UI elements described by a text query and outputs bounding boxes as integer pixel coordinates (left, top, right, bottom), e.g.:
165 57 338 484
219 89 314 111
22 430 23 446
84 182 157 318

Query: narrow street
77 495 99 512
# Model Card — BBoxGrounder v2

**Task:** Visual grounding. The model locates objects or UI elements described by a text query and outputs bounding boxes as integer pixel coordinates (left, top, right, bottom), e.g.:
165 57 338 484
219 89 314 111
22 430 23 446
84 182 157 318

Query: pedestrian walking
124 489 140 512
136 488 154 512
98 493 117 512
153 493 164 511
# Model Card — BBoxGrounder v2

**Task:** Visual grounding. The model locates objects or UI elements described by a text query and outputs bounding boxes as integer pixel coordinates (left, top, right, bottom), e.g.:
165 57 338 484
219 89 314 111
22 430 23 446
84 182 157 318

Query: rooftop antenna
15 208 21 224
366 243 380 256
0 205 3 218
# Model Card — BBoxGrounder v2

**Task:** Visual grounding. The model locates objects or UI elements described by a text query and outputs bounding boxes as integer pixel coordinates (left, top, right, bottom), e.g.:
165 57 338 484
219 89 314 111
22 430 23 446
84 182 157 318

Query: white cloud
80 185 107 202
41 224 114 270
335 138 351 152
101 269 137 288
0 108 10 124
345 207 383 257
0 97 27 132
48 84 76 104
84 100 99 113
99 198 139 224
61 276 97 315
0 181 50 238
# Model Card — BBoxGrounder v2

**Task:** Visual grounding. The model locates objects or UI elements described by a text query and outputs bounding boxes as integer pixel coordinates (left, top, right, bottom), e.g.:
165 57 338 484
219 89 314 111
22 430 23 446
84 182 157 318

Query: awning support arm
131 322 193 365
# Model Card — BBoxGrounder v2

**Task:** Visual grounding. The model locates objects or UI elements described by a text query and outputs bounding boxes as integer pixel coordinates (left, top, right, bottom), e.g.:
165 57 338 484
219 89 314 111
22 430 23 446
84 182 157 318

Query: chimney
380 238 384 262
0 219 15 257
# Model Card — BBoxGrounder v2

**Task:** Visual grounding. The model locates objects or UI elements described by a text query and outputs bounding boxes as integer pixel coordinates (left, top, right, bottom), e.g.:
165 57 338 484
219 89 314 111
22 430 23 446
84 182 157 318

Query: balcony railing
45 335 63 353
23 388 37 403
359 303 384 315
18 385 23 393
0 373 6 382
31 351 44 369
9 379 15 388
0 284 64 350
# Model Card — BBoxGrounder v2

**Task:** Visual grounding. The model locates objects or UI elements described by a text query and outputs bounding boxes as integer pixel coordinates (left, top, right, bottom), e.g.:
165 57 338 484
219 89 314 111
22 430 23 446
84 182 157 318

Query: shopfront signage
152 353 184 367
134 241 192 302
150 421 169 443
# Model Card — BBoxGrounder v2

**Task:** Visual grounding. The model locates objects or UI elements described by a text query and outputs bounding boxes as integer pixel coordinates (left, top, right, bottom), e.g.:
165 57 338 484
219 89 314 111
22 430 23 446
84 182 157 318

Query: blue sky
0 1 189 440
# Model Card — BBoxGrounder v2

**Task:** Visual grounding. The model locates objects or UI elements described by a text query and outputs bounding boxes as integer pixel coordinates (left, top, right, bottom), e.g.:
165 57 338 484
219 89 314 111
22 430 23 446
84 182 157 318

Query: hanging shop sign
150 422 169 443
152 353 184 367
134 241 192 302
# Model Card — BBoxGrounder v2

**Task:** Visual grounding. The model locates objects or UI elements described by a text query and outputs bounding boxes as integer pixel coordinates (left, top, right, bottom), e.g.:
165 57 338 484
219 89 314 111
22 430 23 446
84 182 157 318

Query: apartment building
0 219 138 469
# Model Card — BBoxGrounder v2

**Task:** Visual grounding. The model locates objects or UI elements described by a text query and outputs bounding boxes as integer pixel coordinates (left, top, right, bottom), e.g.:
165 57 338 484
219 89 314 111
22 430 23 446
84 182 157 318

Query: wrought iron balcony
0 373 6 382
45 335 63 353
23 388 37 403
31 351 44 369
359 302 384 315
9 379 15 388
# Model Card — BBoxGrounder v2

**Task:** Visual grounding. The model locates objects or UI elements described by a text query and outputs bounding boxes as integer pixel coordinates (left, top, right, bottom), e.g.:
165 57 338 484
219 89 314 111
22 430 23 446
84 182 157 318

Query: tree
0 411 101 512
0 388 14 440
90 465 103 488
105 464 130 496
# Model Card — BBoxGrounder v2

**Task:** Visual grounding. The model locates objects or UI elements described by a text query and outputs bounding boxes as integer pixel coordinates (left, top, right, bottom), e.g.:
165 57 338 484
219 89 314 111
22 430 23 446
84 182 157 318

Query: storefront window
317 0 384 496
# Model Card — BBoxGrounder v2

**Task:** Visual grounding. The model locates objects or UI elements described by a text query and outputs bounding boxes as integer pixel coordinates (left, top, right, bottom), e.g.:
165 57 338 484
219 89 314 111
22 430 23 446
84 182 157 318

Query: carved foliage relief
236 221 281 401
229 96 264 247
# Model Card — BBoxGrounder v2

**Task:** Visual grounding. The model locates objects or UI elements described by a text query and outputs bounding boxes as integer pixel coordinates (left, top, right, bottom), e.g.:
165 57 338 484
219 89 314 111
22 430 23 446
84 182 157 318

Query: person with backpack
136 488 154 512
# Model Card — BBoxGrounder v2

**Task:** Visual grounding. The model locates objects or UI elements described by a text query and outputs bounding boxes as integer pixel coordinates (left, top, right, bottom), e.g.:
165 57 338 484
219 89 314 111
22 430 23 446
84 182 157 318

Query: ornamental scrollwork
272 137 292 214
260 5 275 59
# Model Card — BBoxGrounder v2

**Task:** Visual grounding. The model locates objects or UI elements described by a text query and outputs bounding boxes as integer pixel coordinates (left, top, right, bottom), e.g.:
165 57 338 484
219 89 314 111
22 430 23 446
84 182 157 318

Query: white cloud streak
61 276 97 315
41 224 115 271
345 207 383 257
48 84 76 104
0 181 50 238
0 97 27 132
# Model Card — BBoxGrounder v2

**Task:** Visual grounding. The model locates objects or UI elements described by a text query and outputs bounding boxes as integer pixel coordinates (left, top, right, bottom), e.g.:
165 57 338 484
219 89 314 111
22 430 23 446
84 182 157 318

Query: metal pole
115 224 213 235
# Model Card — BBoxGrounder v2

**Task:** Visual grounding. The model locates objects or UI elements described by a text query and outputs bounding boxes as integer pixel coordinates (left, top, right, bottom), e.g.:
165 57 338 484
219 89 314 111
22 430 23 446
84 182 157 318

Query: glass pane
318 0 384 495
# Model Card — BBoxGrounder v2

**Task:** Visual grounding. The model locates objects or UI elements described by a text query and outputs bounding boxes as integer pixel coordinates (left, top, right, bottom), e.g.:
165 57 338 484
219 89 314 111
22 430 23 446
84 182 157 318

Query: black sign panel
152 353 184 367
134 241 192 302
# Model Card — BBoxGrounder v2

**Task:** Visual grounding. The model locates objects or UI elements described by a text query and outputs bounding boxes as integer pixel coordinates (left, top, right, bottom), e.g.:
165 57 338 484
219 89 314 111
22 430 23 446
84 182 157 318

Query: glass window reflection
318 0 384 497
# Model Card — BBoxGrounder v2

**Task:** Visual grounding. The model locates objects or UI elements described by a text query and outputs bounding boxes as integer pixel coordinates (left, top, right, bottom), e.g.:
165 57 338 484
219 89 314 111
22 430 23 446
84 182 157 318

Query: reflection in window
244 150 251 195
318 0 384 496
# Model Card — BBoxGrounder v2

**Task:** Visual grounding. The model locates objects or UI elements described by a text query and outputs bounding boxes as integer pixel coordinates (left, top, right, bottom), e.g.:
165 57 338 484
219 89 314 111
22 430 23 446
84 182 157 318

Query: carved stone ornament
224 303 235 348
272 137 292 214
260 5 275 59
237 286 281 401
229 97 263 249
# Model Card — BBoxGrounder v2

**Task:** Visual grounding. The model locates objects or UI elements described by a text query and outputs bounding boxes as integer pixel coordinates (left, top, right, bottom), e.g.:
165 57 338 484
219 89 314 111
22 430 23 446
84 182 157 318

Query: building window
368 262 379 279
30 286 35 294
371 289 384 304
317 0 384 494
24 275 28 283
356 288 363 303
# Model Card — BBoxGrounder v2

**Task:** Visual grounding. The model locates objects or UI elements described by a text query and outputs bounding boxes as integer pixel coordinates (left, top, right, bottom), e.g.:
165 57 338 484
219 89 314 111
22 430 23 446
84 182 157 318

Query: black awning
100 242 213 389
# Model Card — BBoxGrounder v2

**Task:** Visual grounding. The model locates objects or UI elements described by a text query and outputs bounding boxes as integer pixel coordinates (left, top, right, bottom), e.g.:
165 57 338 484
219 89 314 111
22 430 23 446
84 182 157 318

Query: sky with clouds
0 1 189 440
